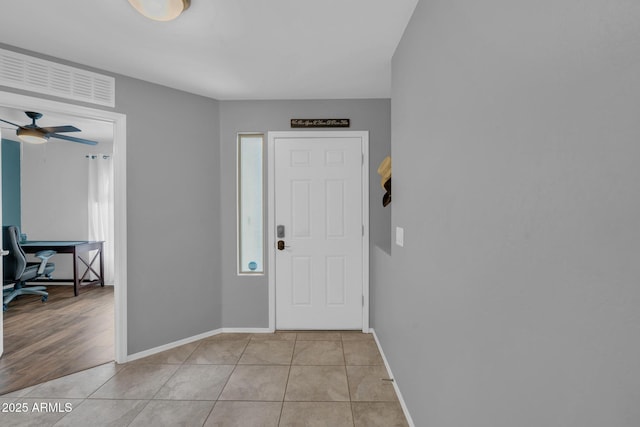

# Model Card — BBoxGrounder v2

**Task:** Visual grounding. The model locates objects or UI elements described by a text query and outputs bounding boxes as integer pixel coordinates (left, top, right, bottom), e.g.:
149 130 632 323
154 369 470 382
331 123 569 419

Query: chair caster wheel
41 295 48 303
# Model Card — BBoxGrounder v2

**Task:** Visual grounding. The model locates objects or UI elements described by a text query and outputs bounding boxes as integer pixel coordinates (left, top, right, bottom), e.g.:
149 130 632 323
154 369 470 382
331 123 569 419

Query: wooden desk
21 241 105 296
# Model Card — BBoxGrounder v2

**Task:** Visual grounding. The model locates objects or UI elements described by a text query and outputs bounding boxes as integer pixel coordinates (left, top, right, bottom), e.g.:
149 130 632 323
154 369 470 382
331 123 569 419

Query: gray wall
219 99 391 327
117 78 222 353
376 0 640 426
0 44 223 355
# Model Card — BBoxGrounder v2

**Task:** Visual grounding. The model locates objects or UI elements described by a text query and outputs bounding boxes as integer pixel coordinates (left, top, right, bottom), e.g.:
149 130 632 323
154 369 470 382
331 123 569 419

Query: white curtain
88 154 114 285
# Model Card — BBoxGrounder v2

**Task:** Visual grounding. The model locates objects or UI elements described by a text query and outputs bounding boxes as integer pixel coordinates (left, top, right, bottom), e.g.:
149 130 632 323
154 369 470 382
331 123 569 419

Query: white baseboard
221 327 274 334
126 328 223 362
125 327 275 362
370 328 415 427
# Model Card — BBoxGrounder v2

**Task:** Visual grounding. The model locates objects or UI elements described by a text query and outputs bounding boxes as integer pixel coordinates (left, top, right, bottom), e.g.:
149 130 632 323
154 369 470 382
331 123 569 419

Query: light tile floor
0 332 409 426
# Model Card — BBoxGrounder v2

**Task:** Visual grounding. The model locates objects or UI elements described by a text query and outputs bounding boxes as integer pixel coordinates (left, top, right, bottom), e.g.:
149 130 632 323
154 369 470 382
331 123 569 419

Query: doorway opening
0 91 127 394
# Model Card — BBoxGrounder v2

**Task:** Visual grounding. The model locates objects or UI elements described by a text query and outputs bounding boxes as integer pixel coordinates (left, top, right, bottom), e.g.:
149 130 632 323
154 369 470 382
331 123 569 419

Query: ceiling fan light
17 128 48 144
128 0 190 22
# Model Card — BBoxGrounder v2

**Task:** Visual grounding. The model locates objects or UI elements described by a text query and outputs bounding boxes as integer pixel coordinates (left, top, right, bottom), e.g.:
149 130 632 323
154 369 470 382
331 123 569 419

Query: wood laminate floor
0 284 113 395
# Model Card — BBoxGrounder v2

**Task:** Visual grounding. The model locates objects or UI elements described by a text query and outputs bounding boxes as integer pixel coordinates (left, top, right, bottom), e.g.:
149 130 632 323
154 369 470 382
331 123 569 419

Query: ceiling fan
0 111 98 146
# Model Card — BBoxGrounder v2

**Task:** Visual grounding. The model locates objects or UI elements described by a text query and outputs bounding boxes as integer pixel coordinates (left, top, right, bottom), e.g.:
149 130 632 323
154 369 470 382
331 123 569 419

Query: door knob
277 240 290 251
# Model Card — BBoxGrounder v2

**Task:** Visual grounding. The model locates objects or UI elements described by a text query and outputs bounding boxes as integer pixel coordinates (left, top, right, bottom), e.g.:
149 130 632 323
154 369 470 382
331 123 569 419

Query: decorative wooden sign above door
291 119 350 128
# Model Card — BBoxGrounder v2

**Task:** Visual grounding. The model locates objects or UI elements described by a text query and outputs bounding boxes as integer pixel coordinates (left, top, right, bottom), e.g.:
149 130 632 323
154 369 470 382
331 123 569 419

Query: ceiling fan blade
50 133 98 146
41 125 81 134
0 117 21 128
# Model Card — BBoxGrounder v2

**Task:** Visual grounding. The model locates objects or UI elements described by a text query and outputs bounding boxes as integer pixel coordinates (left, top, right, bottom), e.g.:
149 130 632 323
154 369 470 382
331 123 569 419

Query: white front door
272 131 368 330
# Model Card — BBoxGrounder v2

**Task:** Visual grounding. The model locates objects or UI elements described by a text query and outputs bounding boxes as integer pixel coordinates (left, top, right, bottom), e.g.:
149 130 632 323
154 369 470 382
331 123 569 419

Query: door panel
275 136 363 329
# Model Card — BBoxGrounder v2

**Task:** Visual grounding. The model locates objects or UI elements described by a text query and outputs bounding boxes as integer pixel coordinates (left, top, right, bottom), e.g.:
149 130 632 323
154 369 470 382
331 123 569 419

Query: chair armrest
35 250 56 261
34 250 56 275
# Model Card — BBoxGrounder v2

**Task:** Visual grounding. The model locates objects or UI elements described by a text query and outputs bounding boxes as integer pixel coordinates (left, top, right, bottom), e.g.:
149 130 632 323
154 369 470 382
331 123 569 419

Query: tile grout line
87 363 131 400
124 339 211 425
276 333 297 426
200 336 252 425
215 337 250 399
341 333 357 427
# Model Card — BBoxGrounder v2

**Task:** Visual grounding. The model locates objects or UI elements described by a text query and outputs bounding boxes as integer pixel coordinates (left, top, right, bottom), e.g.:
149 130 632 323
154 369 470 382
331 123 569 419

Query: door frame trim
0 91 128 363
267 130 369 332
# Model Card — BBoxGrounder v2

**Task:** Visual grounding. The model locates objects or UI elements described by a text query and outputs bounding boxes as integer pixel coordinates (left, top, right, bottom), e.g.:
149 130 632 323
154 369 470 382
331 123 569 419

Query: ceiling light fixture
17 128 48 144
128 0 191 22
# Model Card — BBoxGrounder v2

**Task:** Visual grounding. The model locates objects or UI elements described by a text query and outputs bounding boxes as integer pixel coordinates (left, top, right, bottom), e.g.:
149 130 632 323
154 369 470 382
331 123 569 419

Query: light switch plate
395 226 404 247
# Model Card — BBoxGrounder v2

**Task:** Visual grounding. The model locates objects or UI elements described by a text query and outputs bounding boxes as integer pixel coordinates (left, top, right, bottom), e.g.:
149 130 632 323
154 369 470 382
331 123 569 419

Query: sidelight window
237 133 264 274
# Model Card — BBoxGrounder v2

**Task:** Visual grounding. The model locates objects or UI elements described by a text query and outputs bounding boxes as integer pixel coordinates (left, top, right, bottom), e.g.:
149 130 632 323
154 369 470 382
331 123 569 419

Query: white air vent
0 48 115 108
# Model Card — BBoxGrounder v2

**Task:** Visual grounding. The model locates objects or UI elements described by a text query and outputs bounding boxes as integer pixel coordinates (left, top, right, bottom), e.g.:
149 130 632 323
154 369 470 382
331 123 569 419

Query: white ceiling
0 0 418 100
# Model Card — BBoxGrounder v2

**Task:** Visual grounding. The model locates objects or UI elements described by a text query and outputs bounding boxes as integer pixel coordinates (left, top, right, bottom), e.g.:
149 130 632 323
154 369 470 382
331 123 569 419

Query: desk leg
99 243 105 287
73 248 79 297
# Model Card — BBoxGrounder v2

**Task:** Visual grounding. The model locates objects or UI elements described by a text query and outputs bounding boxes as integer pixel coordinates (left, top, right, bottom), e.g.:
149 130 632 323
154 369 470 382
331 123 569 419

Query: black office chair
2 226 55 312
